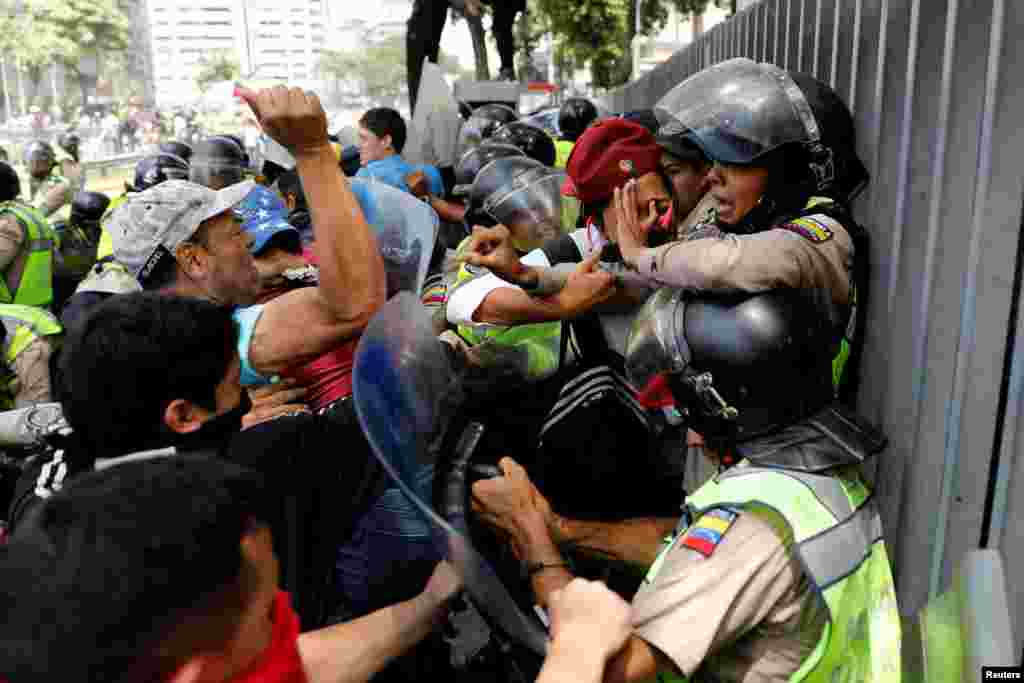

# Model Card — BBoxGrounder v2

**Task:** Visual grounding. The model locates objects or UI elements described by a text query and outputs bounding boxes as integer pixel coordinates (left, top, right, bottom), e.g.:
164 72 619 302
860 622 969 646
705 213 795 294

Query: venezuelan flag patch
781 216 835 243
681 508 738 558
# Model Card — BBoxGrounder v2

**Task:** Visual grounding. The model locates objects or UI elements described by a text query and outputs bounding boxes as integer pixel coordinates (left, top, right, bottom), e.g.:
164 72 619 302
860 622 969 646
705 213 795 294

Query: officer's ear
163 399 210 435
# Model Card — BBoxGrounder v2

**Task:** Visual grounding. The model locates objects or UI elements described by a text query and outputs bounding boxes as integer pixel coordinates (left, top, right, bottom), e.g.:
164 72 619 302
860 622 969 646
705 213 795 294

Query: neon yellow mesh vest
0 201 58 307
645 462 901 682
450 239 562 381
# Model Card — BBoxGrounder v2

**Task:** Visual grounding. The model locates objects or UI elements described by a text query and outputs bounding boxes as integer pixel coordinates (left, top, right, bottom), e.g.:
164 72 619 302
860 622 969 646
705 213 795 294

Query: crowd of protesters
0 57 902 683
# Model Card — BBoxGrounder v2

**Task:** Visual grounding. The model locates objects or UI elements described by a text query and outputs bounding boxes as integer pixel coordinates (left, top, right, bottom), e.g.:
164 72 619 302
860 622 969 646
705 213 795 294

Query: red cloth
285 339 356 411
563 119 662 204
230 591 307 683
636 374 676 410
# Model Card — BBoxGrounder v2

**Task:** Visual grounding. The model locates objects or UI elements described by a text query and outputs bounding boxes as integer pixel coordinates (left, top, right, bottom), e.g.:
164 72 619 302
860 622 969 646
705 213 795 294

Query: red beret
563 118 663 204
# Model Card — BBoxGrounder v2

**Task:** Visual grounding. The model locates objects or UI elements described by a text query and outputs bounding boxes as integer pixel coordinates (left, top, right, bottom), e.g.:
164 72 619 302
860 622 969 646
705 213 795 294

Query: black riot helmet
190 135 249 189
625 288 836 448
465 156 566 249
656 58 869 233
490 122 557 167
130 153 190 192
0 161 20 201
456 103 519 159
558 98 599 142
452 142 525 197
24 140 55 165
70 191 112 225
158 140 193 164
57 132 81 162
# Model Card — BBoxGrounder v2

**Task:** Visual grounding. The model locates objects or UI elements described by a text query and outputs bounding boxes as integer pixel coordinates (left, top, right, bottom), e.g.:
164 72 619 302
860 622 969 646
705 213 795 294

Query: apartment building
148 0 330 105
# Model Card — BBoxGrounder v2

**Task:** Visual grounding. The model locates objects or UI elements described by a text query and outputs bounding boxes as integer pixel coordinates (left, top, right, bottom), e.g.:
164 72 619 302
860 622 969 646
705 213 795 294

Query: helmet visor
624 288 691 392
483 169 566 247
655 58 819 165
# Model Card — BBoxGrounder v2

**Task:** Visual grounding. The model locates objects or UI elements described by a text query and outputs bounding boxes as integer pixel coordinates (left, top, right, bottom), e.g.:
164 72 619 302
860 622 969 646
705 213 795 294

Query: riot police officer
190 134 250 190
0 161 58 309
471 288 901 682
555 97 599 168
52 192 111 311
23 141 73 218
491 122 558 168
56 131 84 192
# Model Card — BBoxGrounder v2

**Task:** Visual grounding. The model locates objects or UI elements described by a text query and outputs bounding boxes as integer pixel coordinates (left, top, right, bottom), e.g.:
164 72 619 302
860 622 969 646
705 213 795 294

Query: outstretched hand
236 86 329 157
554 249 617 318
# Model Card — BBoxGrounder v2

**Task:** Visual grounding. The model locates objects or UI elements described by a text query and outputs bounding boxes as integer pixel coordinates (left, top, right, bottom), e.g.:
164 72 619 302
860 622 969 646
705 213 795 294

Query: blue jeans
334 466 441 617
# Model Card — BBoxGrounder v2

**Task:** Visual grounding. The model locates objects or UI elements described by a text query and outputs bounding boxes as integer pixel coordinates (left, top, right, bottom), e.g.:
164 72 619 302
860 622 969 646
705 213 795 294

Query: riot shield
353 292 549 656
349 178 438 298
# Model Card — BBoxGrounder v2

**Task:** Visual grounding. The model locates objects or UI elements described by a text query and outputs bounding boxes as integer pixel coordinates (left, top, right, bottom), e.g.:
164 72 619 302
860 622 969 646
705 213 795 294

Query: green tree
33 0 129 105
318 33 469 104
195 49 241 92
533 0 733 90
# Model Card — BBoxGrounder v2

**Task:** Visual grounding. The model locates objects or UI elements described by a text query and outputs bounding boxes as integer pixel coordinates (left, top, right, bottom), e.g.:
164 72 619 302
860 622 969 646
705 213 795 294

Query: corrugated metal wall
606 0 1024 633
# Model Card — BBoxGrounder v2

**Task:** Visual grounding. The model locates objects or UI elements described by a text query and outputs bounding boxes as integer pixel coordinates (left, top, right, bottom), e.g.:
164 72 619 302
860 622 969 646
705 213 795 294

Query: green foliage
318 33 469 101
195 50 241 92
32 0 129 74
531 0 732 90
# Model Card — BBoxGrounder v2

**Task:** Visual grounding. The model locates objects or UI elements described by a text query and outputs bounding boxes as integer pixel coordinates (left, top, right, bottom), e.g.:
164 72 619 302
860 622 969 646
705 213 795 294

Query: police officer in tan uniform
471 289 901 682
24 141 73 218
464 59 871 398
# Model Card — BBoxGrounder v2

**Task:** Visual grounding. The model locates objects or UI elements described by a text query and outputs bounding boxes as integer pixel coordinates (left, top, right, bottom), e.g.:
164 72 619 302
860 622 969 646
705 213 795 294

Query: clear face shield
189 157 249 190
452 143 524 197
455 115 505 161
654 58 821 165
481 168 566 250
624 288 740 424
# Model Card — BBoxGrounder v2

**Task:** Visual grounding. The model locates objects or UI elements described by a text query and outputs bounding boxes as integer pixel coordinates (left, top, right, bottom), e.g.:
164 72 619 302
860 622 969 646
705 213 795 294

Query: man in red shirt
0 455 460 683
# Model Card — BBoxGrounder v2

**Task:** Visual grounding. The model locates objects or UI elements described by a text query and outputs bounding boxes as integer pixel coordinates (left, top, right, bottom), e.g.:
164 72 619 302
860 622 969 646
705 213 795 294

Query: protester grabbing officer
472 289 901 682
0 161 59 310
23 141 73 219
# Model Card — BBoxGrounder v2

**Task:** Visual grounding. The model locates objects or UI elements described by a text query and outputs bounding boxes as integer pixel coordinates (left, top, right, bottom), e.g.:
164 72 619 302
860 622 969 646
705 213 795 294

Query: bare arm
473 286 568 325
0 214 24 273
297 562 459 683
556 516 678 569
242 87 386 374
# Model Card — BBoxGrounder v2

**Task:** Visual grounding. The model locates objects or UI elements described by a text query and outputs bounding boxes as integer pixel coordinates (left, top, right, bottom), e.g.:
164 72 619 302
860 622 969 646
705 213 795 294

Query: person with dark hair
555 97 599 168
0 160 60 308
0 454 461 683
653 129 714 239
9 293 386 629
275 168 313 245
356 107 444 196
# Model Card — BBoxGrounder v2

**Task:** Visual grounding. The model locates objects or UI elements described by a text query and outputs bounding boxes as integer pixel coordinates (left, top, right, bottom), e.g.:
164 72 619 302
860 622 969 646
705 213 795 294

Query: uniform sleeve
11 337 53 407
634 217 854 305
233 305 272 386
0 214 24 272
446 249 552 326
631 511 809 678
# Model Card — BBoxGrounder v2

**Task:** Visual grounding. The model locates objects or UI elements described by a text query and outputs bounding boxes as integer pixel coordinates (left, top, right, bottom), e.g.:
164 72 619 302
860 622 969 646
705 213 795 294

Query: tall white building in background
148 0 331 106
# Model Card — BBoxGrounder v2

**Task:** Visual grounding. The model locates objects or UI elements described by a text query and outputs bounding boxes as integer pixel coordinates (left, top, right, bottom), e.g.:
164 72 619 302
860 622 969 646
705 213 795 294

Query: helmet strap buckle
687 371 739 421
806 142 835 190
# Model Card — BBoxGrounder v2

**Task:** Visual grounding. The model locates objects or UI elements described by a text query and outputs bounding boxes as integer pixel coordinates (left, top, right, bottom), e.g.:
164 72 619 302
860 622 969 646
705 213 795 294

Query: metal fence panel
604 0 1024 631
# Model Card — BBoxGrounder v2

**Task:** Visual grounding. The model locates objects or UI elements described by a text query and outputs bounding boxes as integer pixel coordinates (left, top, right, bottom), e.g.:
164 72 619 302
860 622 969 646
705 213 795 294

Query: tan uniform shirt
635 213 854 307
0 213 29 300
9 335 54 407
632 511 828 682
29 175 73 218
